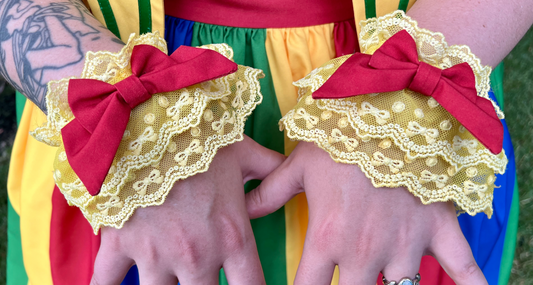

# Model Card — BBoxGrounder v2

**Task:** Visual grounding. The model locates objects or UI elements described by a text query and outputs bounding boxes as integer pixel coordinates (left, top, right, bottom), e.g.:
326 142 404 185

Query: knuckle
308 216 338 253
218 215 248 253
176 237 203 268
455 260 480 280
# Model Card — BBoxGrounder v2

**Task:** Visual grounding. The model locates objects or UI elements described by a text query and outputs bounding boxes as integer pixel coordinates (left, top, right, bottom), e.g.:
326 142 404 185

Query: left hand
246 142 487 285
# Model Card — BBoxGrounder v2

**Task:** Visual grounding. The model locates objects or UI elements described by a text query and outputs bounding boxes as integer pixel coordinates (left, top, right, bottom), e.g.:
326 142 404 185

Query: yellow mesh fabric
280 11 507 217
31 32 264 233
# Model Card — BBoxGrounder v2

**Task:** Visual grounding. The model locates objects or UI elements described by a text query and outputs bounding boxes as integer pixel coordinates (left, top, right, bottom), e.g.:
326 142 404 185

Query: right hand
91 135 285 285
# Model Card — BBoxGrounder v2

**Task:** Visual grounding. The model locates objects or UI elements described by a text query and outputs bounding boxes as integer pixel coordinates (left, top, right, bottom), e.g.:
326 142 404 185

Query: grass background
0 28 531 284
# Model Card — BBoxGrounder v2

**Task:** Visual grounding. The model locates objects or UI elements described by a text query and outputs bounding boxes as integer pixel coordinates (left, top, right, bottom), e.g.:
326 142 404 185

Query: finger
137 265 178 285
338 264 381 285
294 243 336 285
245 152 303 219
91 245 134 285
239 135 286 183
223 238 265 285
381 254 422 285
174 266 219 285
429 223 487 285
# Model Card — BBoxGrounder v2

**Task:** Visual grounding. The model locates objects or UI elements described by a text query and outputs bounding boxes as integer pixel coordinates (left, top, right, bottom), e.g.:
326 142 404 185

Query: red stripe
50 186 100 285
419 256 455 285
333 19 359 57
165 0 354 28
376 256 454 285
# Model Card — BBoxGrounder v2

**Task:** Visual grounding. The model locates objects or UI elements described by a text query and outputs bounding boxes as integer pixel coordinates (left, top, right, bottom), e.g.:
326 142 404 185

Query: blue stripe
457 89 516 284
165 16 195 52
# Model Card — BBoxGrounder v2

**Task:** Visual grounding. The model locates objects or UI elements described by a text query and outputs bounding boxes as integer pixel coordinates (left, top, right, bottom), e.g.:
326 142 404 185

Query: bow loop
63 44 238 196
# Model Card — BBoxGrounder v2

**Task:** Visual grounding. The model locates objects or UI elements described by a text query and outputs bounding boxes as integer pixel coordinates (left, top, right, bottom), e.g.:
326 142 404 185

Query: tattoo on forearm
0 0 106 113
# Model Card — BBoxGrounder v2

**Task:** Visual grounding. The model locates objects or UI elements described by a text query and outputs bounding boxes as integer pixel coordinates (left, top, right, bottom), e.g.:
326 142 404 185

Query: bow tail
432 84 503 154
62 100 131 196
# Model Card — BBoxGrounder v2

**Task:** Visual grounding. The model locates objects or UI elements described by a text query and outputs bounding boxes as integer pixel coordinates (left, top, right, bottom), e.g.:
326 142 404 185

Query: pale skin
92 136 285 284
0 0 532 283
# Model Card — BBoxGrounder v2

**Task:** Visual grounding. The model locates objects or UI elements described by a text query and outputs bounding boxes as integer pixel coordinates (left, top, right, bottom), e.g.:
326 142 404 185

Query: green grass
0 27 531 285
505 26 533 284
0 81 16 285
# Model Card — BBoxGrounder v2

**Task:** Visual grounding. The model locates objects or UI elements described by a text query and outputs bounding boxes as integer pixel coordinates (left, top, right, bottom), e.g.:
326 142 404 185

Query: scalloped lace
32 32 264 233
281 11 507 217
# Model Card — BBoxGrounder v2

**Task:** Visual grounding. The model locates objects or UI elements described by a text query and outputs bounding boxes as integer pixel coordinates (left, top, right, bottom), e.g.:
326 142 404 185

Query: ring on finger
382 273 420 285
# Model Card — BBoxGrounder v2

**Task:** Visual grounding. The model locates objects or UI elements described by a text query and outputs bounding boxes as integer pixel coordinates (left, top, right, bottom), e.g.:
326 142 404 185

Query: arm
0 0 123 113
408 0 533 67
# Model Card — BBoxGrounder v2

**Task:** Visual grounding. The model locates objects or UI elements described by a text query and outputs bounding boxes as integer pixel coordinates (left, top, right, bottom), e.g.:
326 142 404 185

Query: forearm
408 0 533 67
0 0 123 113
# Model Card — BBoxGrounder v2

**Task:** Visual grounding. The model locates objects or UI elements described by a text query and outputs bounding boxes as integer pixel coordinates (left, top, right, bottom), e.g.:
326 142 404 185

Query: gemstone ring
382 273 421 285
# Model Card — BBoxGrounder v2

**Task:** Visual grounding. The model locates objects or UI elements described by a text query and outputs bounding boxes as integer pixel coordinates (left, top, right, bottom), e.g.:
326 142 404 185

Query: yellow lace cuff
280 11 507 217
31 32 264 233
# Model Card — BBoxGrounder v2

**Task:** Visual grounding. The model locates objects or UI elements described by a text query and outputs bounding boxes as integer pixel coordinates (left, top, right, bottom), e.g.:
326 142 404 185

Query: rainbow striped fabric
6 0 517 284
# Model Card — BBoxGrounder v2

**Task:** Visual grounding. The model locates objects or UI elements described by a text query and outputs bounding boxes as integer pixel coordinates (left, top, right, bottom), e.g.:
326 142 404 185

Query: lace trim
281 11 508 217
358 10 503 119
32 32 264 233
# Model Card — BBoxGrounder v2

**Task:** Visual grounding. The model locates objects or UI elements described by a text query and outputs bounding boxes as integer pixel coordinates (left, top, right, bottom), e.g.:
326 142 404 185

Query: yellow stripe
352 0 418 46
265 24 337 285
9 103 55 285
375 0 402 17
150 0 165 35
108 0 140 39
87 0 106 27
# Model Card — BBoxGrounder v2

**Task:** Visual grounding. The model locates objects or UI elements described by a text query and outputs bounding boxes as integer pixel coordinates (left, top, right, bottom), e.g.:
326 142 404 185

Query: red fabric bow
313 30 503 155
62 45 238 196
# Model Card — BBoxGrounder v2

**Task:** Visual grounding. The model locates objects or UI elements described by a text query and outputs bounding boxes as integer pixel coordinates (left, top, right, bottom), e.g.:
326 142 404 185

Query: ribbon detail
61 45 238 195
312 30 503 154
420 170 449 188
463 180 489 199
371 152 404 174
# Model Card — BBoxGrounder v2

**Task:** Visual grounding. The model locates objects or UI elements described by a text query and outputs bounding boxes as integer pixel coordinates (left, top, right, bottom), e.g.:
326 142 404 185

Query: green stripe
138 0 152 33
15 92 26 124
490 62 505 110
96 0 121 38
398 0 409 12
192 23 287 285
7 92 28 285
499 178 519 285
364 0 377 18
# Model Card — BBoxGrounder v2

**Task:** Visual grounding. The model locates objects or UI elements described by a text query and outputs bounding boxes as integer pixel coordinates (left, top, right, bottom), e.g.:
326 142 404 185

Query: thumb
238 135 286 183
245 152 303 219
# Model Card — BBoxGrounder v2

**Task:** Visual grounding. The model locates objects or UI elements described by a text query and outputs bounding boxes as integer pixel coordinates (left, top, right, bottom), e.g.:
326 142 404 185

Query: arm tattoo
0 0 110 113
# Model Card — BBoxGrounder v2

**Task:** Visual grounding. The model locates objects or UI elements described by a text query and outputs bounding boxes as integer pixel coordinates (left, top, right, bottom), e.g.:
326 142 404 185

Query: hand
91 135 285 285
246 142 487 285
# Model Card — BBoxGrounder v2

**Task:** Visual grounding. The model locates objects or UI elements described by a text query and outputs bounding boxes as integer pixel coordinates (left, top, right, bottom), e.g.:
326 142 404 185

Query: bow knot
312 30 503 155
61 45 238 196
294 108 319 129
409 61 442 96
420 170 449 188
371 152 404 174
96 196 123 215
453 136 478 154
406 122 439 144
174 139 204 166
463 180 489 198
115 74 151 108
359 102 390 125
133 169 164 196
329 128 359 151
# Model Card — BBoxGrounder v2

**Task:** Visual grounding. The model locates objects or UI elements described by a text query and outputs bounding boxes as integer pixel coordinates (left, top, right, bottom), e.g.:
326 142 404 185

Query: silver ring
382 273 420 285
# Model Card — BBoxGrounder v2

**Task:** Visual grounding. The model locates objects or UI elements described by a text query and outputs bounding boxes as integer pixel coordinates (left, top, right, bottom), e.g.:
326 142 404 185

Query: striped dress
6 0 518 284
